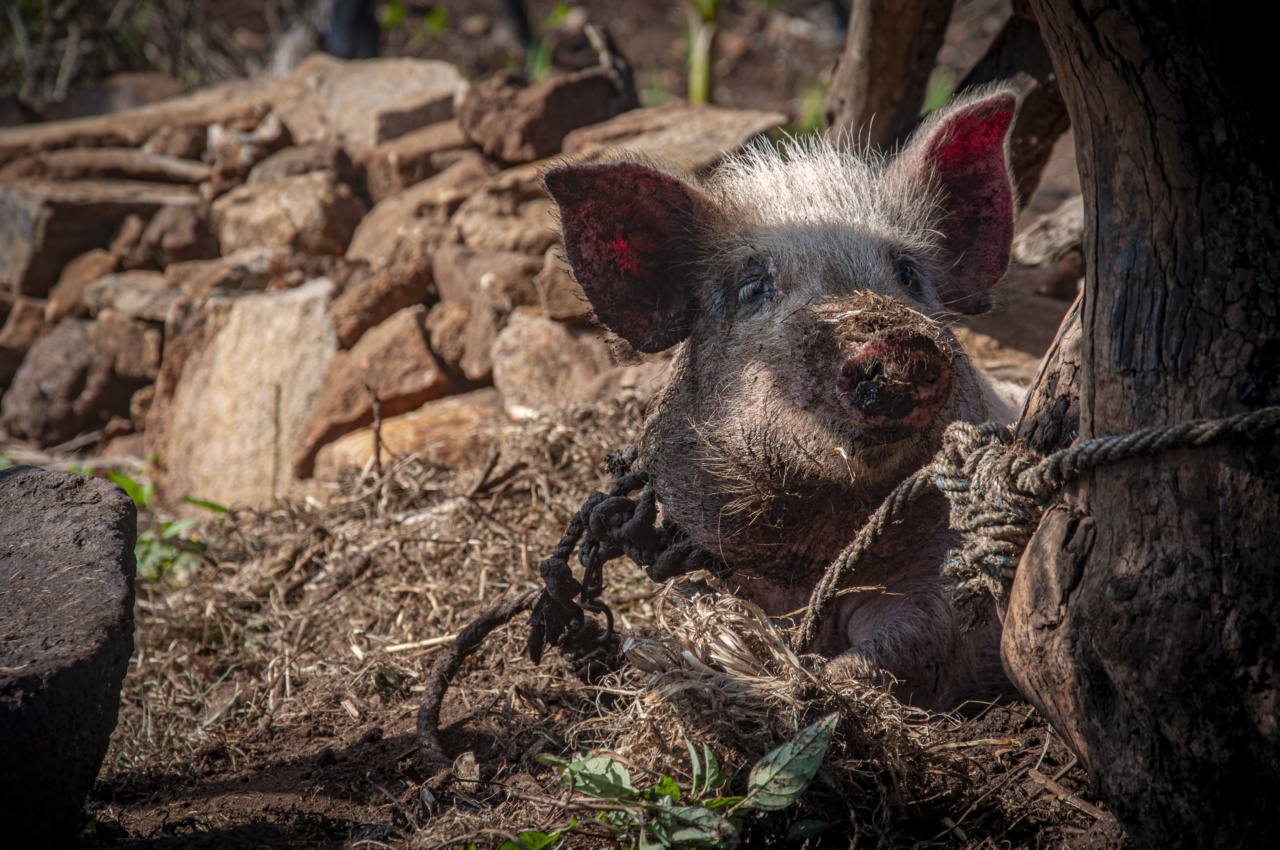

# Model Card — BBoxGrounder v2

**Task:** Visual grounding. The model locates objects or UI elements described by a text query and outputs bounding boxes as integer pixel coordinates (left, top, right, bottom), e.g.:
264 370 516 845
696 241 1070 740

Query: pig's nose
838 331 953 429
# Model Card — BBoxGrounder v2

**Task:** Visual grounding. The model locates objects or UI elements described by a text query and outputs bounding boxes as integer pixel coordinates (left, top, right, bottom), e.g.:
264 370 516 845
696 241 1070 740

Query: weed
528 714 838 848
107 470 225 583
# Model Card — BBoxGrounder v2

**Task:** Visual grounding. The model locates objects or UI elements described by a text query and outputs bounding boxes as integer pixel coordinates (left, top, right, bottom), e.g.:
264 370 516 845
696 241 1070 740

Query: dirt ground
56 1 1120 848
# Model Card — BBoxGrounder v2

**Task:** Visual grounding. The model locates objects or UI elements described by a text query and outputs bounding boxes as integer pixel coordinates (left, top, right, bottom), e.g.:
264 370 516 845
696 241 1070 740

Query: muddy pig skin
544 89 1021 710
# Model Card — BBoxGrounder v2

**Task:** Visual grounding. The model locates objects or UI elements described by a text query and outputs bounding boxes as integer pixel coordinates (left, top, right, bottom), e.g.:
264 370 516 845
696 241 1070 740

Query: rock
0 147 213 184
425 300 470 376
272 54 467 154
45 250 118 322
0 179 198 299
90 309 163 381
0 466 135 850
142 123 207 160
582 358 673 407
535 245 591 323
449 170 559 255
82 271 178 322
457 67 636 164
0 297 52 389
0 76 273 168
361 119 473 203
294 305 456 477
148 279 338 509
164 247 369 302
313 387 507 480
562 103 787 172
1013 195 1084 266
204 111 294 198
210 171 365 255
129 384 154 428
432 245 542 382
247 140 364 193
0 319 135 446
432 243 542 307
490 309 614 419
131 203 220 269
329 259 435 348
346 153 495 269
108 212 149 261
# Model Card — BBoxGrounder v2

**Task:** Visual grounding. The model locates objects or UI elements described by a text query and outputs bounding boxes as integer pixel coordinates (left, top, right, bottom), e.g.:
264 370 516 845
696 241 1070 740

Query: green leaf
701 744 724 793
182 495 228 514
739 714 837 813
108 471 149 507
701 795 744 812
652 803 739 847
650 775 682 803
161 518 201 538
685 736 704 796
379 0 406 30
498 828 562 850
564 754 634 800
535 753 568 769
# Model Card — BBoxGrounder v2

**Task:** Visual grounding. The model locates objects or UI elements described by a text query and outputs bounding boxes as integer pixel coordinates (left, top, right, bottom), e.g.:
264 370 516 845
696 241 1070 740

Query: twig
1026 768 1107 820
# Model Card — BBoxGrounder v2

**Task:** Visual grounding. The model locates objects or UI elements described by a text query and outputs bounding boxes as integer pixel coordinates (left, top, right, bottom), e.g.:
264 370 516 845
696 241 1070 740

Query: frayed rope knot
792 405 1280 655
930 422 1048 631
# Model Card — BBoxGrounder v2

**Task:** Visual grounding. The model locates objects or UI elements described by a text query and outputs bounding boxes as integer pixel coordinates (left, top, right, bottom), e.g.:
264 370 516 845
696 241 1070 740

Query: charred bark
823 0 953 150
1004 2 1280 846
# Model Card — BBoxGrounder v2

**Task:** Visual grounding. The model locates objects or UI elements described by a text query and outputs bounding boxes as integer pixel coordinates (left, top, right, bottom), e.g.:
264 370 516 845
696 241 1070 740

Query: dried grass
101 398 1124 848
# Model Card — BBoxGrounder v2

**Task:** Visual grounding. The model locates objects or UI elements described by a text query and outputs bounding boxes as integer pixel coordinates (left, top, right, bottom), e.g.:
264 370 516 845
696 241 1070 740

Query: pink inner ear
914 93 1017 315
543 163 703 352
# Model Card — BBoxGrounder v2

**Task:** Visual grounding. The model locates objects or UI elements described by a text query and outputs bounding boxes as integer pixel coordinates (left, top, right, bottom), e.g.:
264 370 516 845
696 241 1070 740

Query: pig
543 89 1021 710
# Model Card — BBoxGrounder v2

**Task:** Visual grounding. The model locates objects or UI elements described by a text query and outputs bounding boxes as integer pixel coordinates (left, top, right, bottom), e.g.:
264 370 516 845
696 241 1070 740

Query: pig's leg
824 580 1010 710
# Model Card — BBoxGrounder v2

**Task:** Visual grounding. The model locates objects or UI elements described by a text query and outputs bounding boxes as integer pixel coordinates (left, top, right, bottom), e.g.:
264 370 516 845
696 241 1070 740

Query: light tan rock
148 278 338 509
132 203 220 269
210 171 365 255
329 259 435 348
0 296 52 389
490 308 615 420
164 248 369 300
272 54 467 154
361 119 473 203
0 77 273 168
313 387 507 481
457 67 636 164
45 250 117 322
0 147 213 184
449 173 559 255
0 179 198 299
82 271 177 322
346 153 494 269
431 245 542 382
294 305 456 477
90 309 163 382
535 245 591 324
425 300 469 375
562 103 787 172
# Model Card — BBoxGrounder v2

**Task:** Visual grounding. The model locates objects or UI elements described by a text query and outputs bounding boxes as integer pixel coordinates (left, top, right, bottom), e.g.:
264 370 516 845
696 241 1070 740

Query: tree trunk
1004 2 1280 847
823 0 953 150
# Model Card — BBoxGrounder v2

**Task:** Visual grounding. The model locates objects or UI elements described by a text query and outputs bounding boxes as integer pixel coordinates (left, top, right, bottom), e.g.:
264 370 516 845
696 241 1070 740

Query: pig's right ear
544 163 702 353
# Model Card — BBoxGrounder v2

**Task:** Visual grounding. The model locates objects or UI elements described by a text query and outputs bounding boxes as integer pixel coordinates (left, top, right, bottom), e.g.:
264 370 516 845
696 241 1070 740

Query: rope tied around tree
792 405 1280 654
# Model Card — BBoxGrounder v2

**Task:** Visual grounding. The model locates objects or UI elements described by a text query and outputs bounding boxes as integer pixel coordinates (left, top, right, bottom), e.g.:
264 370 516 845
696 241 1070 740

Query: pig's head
545 90 1017 579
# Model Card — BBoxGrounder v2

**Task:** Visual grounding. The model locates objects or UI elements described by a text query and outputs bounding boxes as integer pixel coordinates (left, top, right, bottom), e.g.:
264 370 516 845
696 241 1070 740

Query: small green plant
921 69 956 116
534 713 838 848
107 470 225 583
685 0 721 104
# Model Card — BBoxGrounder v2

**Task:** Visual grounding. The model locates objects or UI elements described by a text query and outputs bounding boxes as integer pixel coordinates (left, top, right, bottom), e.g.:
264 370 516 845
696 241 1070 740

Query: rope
792 405 1280 654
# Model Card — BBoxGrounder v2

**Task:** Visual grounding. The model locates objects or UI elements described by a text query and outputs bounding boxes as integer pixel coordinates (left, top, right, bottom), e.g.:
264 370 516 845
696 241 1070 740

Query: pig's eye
737 270 776 311
895 258 926 300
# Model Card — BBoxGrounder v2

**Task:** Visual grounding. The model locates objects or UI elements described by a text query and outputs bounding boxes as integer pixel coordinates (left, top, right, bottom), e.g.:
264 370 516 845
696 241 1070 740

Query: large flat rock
0 466 137 849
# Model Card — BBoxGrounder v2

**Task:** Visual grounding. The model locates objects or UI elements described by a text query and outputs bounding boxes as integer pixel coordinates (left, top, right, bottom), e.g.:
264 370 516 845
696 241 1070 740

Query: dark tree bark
823 0 954 150
1004 3 1280 847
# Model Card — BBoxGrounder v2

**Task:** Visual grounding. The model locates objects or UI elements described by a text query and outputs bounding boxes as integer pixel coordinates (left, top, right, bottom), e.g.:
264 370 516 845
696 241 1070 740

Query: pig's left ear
543 162 704 353
896 90 1017 315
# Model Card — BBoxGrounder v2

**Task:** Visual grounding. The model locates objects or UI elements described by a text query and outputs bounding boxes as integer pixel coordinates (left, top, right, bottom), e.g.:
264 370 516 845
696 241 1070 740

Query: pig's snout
839 332 953 430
